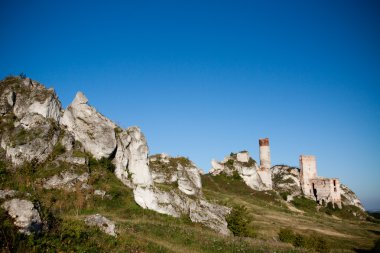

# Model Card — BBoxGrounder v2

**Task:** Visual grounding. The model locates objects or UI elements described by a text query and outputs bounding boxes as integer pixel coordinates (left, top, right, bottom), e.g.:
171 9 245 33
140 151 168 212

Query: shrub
280 191 290 201
291 196 316 212
232 170 241 180
50 142 66 159
278 228 295 243
226 205 254 237
0 160 6 183
99 157 116 173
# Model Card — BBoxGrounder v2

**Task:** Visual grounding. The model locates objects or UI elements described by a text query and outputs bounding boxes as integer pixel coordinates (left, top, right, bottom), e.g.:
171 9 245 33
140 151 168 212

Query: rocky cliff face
60 92 117 160
0 76 231 235
0 77 61 166
210 151 272 191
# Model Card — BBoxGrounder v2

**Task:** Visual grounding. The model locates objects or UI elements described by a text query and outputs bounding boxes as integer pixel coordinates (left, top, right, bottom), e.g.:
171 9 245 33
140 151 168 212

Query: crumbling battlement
299 155 342 208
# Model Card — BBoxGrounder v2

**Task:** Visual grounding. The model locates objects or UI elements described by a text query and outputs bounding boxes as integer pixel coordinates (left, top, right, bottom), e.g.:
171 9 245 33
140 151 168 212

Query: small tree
226 205 252 237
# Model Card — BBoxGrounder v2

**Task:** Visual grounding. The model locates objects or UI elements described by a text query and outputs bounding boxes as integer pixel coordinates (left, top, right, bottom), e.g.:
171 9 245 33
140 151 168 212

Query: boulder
85 214 117 237
60 92 117 159
43 171 90 191
0 189 18 199
1 199 42 234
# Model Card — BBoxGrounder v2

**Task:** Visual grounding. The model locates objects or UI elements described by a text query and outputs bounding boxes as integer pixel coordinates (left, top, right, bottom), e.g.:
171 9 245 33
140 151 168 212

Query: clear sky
1 0 379 210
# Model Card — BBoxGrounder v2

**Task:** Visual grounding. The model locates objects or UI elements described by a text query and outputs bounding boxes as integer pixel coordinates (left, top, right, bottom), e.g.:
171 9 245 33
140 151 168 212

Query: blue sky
1 0 379 210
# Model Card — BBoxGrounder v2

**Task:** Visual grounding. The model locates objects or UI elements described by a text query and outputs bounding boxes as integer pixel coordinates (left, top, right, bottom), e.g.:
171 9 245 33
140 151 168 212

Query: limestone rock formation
60 92 117 159
210 151 272 191
149 154 203 196
0 77 61 122
0 189 18 199
1 199 42 234
340 184 365 211
0 77 61 166
85 214 117 237
1 113 60 166
272 165 302 201
43 171 90 191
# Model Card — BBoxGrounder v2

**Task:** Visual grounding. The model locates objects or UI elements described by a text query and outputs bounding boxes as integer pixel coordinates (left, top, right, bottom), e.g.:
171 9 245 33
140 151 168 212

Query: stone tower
258 138 272 189
299 155 317 197
259 138 271 170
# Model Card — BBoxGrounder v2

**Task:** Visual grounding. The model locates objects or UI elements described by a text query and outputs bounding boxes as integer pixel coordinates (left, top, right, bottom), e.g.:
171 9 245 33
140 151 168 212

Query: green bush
232 170 241 180
291 196 316 212
226 205 254 237
0 160 7 183
278 228 295 243
280 191 290 201
50 142 66 159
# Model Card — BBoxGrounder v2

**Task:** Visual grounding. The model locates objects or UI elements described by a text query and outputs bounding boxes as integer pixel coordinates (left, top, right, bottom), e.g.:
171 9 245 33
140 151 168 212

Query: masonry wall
258 138 272 190
259 138 271 170
310 178 342 208
299 155 317 197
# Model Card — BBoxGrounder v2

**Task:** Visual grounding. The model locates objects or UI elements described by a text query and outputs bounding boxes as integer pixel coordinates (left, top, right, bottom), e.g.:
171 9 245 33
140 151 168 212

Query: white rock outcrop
210 151 272 191
271 165 302 199
114 131 230 234
1 114 59 166
1 199 42 234
340 184 365 211
85 214 117 237
12 78 61 122
43 171 90 191
0 189 18 199
149 154 203 196
60 92 117 159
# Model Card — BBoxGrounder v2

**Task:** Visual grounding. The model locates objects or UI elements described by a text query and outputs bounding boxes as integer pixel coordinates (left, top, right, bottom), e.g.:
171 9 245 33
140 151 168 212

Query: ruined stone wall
299 155 317 197
331 178 342 208
310 178 342 208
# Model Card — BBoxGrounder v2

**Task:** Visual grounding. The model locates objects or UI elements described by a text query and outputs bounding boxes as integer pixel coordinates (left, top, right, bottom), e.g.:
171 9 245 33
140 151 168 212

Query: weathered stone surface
12 79 62 122
0 189 18 199
43 171 90 191
1 114 59 166
85 214 117 237
237 152 249 163
60 92 117 159
210 151 272 191
60 132 75 151
93 189 111 199
1 199 42 234
56 154 87 165
272 165 302 200
299 155 342 208
149 154 202 196
133 186 231 235
0 89 15 115
340 184 365 211
114 131 230 234
189 199 230 235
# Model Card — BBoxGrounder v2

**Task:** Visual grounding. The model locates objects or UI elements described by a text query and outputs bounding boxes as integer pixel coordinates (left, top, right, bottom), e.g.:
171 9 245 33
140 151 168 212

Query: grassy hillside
201 174 380 252
1 157 303 253
1 152 379 252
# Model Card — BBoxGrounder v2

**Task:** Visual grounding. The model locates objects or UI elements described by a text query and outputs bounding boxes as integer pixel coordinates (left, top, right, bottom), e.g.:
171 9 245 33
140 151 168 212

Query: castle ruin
299 155 342 208
258 138 272 189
